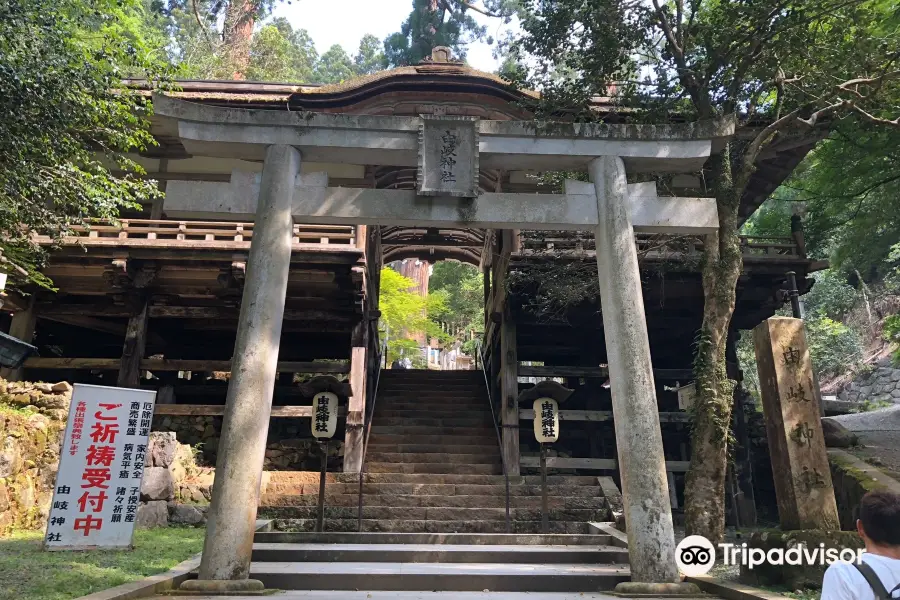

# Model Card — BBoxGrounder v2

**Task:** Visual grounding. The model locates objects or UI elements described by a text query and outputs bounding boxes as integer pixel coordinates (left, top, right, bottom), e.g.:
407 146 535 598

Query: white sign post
310 391 339 532
45 384 157 550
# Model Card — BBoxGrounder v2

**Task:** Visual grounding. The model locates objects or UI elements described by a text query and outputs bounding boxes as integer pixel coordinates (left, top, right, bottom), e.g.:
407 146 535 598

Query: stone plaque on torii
154 94 730 594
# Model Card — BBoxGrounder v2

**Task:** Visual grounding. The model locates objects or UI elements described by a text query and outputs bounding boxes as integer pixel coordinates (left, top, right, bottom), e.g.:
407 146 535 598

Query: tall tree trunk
223 0 255 79
684 144 744 543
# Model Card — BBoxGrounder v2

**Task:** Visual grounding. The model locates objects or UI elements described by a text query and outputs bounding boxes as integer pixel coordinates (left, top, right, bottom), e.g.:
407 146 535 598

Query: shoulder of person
822 561 866 600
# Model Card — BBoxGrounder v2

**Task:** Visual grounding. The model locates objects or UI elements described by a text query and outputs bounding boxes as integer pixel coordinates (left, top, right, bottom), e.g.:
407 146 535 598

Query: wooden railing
34 219 357 248
518 231 804 260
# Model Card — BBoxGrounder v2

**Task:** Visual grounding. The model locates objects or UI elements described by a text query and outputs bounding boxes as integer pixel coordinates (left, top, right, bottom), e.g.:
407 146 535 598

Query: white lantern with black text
311 392 338 439
533 397 559 443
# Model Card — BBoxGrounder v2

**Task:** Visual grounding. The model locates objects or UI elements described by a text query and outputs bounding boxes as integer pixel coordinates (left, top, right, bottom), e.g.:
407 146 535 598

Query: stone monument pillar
753 316 839 530
182 144 300 592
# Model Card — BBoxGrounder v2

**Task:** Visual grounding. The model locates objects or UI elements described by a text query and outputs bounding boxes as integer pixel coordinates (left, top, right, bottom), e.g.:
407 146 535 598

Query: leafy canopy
428 261 484 354
378 267 447 364
384 0 517 67
0 0 168 286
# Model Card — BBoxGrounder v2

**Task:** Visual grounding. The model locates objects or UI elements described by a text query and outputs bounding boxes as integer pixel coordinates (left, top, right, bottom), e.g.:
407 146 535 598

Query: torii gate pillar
590 156 687 591
181 145 299 593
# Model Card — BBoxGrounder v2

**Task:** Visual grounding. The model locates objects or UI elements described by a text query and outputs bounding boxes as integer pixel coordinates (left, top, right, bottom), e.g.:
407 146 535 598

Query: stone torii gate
153 95 732 594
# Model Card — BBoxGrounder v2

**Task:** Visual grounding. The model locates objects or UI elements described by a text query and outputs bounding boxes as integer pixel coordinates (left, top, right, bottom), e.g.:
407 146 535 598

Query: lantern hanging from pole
312 392 338 439
533 397 559 443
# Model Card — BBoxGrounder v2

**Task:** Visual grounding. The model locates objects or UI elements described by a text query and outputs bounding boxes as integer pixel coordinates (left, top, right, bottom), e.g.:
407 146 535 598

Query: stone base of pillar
177 578 265 594
614 581 701 595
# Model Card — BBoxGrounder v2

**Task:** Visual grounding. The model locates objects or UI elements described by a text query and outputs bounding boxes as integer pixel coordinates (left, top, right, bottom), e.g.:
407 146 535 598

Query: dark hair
859 490 900 546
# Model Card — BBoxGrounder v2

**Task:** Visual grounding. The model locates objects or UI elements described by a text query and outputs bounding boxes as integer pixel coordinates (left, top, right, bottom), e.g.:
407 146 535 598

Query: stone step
380 370 483 378
375 409 494 419
367 434 497 446
378 394 489 403
376 404 491 414
254 531 616 545
250 560 629 591
260 493 608 509
379 380 486 388
260 506 609 522
372 417 494 428
367 462 503 475
270 518 593 534
371 425 499 436
366 443 499 455
263 482 603 498
366 452 501 465
266 472 600 486
251 542 628 564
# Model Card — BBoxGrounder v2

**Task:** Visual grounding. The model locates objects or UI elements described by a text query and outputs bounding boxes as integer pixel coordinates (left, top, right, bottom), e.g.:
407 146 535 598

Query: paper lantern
533 397 559 443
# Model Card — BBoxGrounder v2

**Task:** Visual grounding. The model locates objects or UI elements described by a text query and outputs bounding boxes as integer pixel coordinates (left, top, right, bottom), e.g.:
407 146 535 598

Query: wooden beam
519 409 691 423
24 357 349 373
518 365 693 380
520 456 691 472
153 404 347 418
117 297 150 388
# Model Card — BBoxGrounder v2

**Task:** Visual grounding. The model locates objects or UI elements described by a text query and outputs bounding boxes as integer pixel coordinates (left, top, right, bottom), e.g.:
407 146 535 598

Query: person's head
856 490 900 549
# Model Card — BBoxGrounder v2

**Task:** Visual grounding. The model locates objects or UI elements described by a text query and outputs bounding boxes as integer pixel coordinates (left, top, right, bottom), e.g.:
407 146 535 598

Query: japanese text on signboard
45 384 157 549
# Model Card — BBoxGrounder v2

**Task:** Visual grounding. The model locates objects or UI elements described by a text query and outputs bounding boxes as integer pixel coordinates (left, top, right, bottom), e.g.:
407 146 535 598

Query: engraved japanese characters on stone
417 115 478 198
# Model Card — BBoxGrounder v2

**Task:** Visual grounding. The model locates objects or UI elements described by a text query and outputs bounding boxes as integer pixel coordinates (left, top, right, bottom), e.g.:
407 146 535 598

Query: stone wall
828 448 900 531
0 381 70 535
837 357 900 405
152 415 344 471
137 432 209 528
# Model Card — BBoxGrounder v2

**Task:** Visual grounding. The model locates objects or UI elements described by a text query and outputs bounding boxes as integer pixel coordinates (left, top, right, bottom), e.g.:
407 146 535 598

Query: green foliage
803 270 860 321
885 314 900 365
246 17 317 82
428 261 484 352
378 267 447 364
353 34 388 76
807 317 864 377
782 125 900 278
152 1 383 82
0 0 167 286
0 527 205 600
384 0 516 67
315 44 355 84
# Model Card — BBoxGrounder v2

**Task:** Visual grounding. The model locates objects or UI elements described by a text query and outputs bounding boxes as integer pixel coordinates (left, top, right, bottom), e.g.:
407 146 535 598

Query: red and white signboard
45 384 157 550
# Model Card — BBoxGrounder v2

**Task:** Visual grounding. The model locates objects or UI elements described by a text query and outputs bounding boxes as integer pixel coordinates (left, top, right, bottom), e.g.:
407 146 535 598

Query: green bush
807 317 863 377
885 314 900 365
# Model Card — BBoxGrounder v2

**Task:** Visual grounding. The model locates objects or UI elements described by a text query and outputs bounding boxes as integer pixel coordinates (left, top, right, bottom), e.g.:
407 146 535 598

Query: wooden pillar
1 297 37 381
344 320 367 473
117 295 150 388
500 302 520 476
727 331 757 527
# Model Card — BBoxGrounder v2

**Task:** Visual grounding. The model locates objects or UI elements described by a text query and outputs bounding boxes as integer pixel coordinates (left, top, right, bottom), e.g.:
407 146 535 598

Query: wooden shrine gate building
2 50 821 590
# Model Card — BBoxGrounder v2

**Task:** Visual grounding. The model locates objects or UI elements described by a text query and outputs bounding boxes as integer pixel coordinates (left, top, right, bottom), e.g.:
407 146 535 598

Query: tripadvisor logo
675 535 865 577
676 535 716 576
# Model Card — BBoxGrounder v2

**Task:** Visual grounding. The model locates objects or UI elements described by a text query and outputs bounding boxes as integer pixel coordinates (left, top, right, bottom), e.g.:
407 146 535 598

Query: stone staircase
259 370 611 533
247 530 631 592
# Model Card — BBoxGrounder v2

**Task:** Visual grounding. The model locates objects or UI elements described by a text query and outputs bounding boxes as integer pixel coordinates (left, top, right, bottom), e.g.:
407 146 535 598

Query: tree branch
192 0 216 50
849 105 900 128
442 0 504 18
